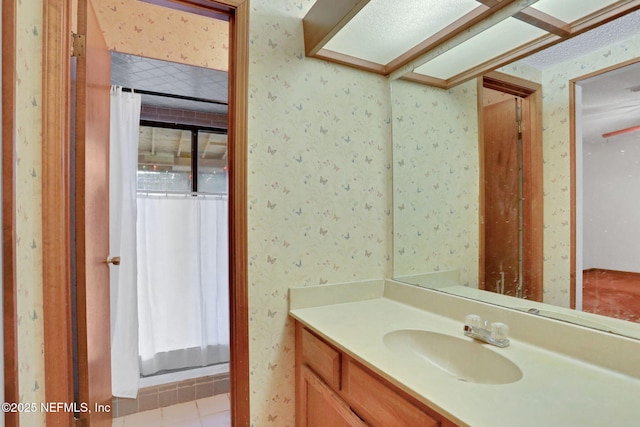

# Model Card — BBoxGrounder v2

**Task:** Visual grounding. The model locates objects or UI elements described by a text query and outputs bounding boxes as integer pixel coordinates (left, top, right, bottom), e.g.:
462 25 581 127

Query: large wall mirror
392 9 640 340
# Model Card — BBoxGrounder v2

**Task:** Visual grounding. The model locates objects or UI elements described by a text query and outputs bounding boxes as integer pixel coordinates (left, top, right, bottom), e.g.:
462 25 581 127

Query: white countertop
289 280 640 427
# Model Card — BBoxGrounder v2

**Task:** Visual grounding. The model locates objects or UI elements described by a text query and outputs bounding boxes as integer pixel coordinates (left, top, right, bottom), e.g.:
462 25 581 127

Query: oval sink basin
383 329 522 385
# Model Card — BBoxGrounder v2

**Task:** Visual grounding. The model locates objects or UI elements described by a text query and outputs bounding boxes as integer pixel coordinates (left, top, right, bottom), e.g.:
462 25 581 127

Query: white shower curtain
137 196 229 376
109 87 142 398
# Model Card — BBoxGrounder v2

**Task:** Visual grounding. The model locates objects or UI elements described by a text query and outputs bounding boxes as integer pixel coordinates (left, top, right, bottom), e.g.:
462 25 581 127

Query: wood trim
399 72 448 89
314 48 387 75
2 0 19 425
42 0 76 425
526 86 544 302
302 0 370 56
483 71 537 96
570 57 640 82
515 7 570 37
477 0 570 36
140 0 249 9
227 1 250 425
476 78 486 292
138 0 232 19
295 323 303 427
569 81 577 309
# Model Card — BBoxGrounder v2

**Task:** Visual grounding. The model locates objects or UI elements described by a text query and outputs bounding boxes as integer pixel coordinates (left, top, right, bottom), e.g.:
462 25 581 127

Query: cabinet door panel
301 365 368 427
301 327 341 389
344 359 439 427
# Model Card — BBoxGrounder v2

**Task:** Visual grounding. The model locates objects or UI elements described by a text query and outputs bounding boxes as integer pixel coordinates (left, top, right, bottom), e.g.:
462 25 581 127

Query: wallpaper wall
15 0 46 425
247 2 392 424
93 0 229 70
582 136 640 272
392 80 479 286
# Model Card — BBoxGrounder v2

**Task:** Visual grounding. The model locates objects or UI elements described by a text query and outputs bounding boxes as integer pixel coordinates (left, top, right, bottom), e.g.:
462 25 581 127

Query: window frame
139 119 228 193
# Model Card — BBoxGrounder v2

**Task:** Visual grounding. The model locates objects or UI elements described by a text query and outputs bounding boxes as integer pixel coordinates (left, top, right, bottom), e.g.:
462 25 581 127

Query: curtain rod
119 87 228 106
136 190 228 199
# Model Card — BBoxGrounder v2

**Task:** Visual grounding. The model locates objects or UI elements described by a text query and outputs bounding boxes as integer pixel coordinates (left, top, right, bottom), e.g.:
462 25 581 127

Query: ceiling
110 52 229 174
110 51 228 115
519 8 640 69
519 9 640 147
304 0 640 88
579 61 640 145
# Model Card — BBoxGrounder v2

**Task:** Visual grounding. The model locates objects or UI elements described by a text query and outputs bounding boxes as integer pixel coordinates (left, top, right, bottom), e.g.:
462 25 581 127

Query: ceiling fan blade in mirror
602 124 640 138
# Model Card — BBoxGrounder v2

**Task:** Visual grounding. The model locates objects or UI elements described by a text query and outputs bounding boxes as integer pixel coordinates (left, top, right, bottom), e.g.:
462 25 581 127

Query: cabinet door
344 359 439 427
300 365 368 427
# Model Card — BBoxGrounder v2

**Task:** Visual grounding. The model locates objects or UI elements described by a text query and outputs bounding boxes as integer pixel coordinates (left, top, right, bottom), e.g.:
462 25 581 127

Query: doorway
41 0 249 426
571 59 640 321
108 52 231 418
478 71 544 302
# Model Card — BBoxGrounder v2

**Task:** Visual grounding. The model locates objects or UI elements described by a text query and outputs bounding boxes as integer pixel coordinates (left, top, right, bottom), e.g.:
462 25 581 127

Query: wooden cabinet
295 322 458 427
343 359 439 427
300 365 367 427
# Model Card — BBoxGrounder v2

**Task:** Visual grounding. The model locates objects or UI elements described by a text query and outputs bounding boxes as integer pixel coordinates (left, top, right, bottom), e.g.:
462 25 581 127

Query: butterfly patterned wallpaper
15 1 46 425
247 1 392 424
392 79 479 286
93 0 229 71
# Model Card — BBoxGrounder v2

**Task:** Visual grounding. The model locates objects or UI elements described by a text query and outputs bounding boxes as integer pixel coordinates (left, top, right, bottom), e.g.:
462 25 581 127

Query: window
137 121 228 194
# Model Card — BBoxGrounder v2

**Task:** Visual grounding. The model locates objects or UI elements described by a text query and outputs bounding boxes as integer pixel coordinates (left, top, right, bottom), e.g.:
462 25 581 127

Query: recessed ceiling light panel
414 18 547 80
532 0 620 23
324 0 479 65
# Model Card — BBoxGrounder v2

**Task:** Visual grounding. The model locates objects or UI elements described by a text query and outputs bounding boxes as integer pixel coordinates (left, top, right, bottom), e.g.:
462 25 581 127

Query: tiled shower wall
111 372 230 418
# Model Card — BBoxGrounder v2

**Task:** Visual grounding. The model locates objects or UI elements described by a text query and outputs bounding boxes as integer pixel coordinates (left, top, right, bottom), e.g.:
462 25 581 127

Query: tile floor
111 393 230 427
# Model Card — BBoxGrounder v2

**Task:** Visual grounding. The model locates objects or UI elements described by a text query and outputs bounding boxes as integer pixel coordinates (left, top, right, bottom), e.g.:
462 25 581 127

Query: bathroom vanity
289 280 640 427
297 323 454 426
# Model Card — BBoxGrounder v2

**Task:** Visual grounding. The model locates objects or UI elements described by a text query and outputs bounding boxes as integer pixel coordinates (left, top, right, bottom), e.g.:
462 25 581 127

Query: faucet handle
490 322 509 341
464 314 482 328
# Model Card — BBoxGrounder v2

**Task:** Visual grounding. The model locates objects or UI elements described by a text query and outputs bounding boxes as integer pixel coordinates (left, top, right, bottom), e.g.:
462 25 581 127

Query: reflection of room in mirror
583 270 640 323
392 10 640 339
578 60 640 325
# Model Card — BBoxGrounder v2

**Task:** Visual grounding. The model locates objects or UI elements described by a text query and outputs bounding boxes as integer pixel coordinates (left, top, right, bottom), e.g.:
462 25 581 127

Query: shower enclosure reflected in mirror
391 10 640 340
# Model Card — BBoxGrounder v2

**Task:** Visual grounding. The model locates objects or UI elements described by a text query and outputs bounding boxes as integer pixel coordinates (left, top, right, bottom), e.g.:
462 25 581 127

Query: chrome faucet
463 314 510 348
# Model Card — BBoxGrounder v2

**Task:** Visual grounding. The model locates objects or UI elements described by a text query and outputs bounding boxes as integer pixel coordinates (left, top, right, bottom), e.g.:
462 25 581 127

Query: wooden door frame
3 0 19 426
478 71 544 302
41 0 249 426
